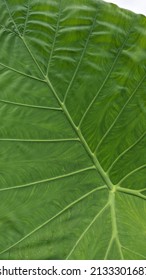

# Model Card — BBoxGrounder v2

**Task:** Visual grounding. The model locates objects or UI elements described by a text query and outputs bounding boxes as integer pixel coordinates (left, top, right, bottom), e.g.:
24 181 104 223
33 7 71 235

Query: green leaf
0 0 146 260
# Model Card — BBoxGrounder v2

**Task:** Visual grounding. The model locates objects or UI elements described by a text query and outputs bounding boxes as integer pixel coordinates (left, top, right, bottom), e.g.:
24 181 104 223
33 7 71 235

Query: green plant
0 0 146 259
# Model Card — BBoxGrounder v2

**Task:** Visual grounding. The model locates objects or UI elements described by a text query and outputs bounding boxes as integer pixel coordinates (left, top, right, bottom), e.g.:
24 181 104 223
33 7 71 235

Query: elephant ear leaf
0 0 146 260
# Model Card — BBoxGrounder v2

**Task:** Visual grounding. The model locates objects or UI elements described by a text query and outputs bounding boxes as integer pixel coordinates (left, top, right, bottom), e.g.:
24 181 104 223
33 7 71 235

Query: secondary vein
118 164 146 185
66 201 109 259
0 185 106 256
0 98 62 111
0 166 95 192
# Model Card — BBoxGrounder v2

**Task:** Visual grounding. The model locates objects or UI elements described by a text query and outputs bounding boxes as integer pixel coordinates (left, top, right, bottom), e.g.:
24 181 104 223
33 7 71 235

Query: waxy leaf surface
0 0 146 259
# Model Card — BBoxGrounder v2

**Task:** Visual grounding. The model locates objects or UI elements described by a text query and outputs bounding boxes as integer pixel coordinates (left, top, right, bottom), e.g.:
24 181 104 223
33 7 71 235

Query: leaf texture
0 0 146 259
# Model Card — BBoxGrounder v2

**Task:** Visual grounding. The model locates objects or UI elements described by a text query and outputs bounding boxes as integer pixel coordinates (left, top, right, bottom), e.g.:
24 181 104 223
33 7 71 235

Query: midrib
3 0 115 191
109 190 124 259
21 35 115 191
45 75 114 191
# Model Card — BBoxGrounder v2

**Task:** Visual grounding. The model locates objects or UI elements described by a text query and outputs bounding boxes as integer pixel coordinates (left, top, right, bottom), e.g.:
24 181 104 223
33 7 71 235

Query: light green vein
66 202 110 259
118 164 146 185
23 0 30 36
140 187 146 192
107 130 146 173
3 0 21 35
109 191 124 259
0 62 46 82
117 186 146 201
121 246 146 259
0 138 79 142
0 166 96 192
60 106 114 190
0 185 106 256
104 236 114 260
78 21 134 129
107 173 146 261
94 73 146 153
21 36 45 78
63 5 98 103
46 0 61 76
0 99 62 111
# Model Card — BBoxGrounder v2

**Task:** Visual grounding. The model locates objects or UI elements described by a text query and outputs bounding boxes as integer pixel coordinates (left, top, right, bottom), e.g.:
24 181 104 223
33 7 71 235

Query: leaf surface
0 0 146 259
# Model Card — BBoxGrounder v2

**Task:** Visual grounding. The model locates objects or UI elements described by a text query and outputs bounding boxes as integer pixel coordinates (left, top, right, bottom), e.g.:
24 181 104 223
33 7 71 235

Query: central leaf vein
3 0 115 191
